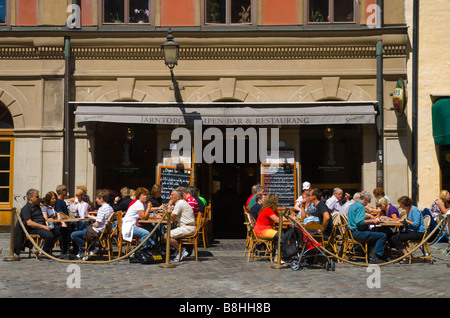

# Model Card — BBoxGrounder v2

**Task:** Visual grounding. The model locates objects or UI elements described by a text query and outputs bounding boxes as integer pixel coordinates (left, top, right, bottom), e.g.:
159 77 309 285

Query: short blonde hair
376 197 389 208
120 187 131 197
439 190 449 201
151 184 163 195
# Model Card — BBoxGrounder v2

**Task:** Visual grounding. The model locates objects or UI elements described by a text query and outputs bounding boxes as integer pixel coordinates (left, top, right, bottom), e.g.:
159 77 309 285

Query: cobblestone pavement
1 233 449 303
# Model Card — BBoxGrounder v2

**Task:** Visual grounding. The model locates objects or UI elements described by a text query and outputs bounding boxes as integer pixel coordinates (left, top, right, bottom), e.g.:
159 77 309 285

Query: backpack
281 227 298 258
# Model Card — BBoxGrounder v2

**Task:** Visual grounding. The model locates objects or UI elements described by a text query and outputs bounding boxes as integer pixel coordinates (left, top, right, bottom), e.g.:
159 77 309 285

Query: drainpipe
63 36 71 190
411 0 419 204
376 0 384 188
376 40 383 188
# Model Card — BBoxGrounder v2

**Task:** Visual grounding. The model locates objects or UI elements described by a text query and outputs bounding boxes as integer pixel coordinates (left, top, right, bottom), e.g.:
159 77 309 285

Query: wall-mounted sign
393 79 406 116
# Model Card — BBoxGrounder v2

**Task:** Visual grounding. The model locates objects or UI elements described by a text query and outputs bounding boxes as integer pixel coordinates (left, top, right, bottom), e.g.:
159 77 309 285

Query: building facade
0 0 412 237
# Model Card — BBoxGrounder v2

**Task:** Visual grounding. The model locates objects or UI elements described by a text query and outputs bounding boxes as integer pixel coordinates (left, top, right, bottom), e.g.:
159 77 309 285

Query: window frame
0 136 14 208
100 0 154 26
304 0 360 26
0 0 9 26
201 0 256 27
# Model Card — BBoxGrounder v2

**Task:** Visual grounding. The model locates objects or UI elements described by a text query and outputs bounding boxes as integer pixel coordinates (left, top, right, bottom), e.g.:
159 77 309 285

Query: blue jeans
133 225 156 247
351 230 386 257
71 228 89 251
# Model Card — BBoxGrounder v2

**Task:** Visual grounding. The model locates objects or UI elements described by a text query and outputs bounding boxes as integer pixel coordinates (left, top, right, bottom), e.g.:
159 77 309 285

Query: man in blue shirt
347 190 386 264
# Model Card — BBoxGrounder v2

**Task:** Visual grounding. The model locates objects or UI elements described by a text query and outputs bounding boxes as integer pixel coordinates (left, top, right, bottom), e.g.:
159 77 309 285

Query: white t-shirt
76 202 89 218
122 200 146 242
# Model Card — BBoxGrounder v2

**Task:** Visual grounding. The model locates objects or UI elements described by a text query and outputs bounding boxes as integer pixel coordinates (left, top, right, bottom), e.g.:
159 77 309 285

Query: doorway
210 162 258 238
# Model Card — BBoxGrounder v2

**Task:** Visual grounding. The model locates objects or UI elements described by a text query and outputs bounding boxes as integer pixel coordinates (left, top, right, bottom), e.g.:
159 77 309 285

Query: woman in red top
254 194 285 240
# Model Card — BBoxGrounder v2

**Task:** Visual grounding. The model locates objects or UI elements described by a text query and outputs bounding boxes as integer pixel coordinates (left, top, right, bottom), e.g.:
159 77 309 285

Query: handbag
83 225 99 241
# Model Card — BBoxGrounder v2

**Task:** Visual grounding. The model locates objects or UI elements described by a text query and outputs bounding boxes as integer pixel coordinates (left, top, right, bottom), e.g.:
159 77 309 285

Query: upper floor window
204 0 253 25
103 0 152 24
307 0 357 24
0 0 6 24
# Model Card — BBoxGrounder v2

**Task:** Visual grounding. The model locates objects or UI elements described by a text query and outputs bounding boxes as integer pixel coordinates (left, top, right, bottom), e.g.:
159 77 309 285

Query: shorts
171 225 196 239
255 228 278 240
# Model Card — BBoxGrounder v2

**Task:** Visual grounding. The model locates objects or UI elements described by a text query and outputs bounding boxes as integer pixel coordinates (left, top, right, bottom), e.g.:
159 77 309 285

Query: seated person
149 184 165 212
42 191 70 257
122 187 158 250
247 185 265 210
71 189 114 260
429 190 450 222
253 193 288 262
183 186 200 219
164 189 196 262
248 194 264 221
307 188 333 239
347 190 386 264
113 187 133 212
376 197 399 220
19 189 55 255
390 196 426 264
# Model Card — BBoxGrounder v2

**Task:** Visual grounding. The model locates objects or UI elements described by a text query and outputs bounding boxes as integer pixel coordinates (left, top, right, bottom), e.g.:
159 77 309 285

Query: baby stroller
282 216 336 271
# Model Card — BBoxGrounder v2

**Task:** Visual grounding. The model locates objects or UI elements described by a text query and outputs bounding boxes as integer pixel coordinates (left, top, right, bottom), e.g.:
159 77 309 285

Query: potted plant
109 12 123 23
207 1 221 23
133 8 150 23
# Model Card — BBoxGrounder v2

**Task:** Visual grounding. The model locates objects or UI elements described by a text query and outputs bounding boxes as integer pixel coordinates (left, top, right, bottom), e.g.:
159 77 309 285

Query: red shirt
185 195 199 218
254 207 276 233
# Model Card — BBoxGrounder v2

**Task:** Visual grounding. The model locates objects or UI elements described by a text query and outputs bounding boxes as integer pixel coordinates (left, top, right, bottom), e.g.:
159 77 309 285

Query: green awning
432 98 450 145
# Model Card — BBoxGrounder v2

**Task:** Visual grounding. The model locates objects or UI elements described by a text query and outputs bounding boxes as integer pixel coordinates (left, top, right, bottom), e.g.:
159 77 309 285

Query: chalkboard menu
261 163 297 207
157 166 193 204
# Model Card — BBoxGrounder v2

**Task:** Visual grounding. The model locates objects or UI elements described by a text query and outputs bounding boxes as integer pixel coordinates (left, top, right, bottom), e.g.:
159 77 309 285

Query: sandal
399 258 408 264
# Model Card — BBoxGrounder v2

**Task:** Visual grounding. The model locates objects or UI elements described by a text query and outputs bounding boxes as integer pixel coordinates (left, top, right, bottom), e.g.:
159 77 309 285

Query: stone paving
0 233 449 302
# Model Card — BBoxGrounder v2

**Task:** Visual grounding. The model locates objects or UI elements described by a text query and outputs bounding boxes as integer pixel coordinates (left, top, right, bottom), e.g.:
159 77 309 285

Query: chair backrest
98 212 117 240
110 210 123 238
423 214 430 230
247 212 256 227
204 204 211 221
303 221 322 231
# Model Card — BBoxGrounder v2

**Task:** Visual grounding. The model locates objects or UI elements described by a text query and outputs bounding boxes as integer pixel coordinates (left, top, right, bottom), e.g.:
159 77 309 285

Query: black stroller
282 216 336 271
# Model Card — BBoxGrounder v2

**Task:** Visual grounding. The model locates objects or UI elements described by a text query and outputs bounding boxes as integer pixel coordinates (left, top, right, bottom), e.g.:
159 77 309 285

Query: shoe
369 253 384 264
399 257 409 265
173 250 180 262
180 248 189 261
173 248 189 262
273 256 286 264
82 250 96 261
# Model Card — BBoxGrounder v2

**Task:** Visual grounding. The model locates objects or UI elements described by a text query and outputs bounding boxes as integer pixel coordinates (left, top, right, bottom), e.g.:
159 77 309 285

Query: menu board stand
157 165 193 204
261 163 297 208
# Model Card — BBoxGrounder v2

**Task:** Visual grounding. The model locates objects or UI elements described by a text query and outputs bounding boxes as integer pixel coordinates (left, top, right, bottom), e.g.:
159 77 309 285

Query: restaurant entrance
209 162 258 239
192 124 264 239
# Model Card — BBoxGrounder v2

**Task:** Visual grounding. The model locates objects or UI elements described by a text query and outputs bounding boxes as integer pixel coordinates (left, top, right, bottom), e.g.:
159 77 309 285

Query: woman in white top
122 187 160 248
75 194 91 230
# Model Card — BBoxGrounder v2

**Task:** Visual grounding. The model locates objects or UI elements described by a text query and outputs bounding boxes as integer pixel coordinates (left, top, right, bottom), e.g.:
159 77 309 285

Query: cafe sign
393 79 406 117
